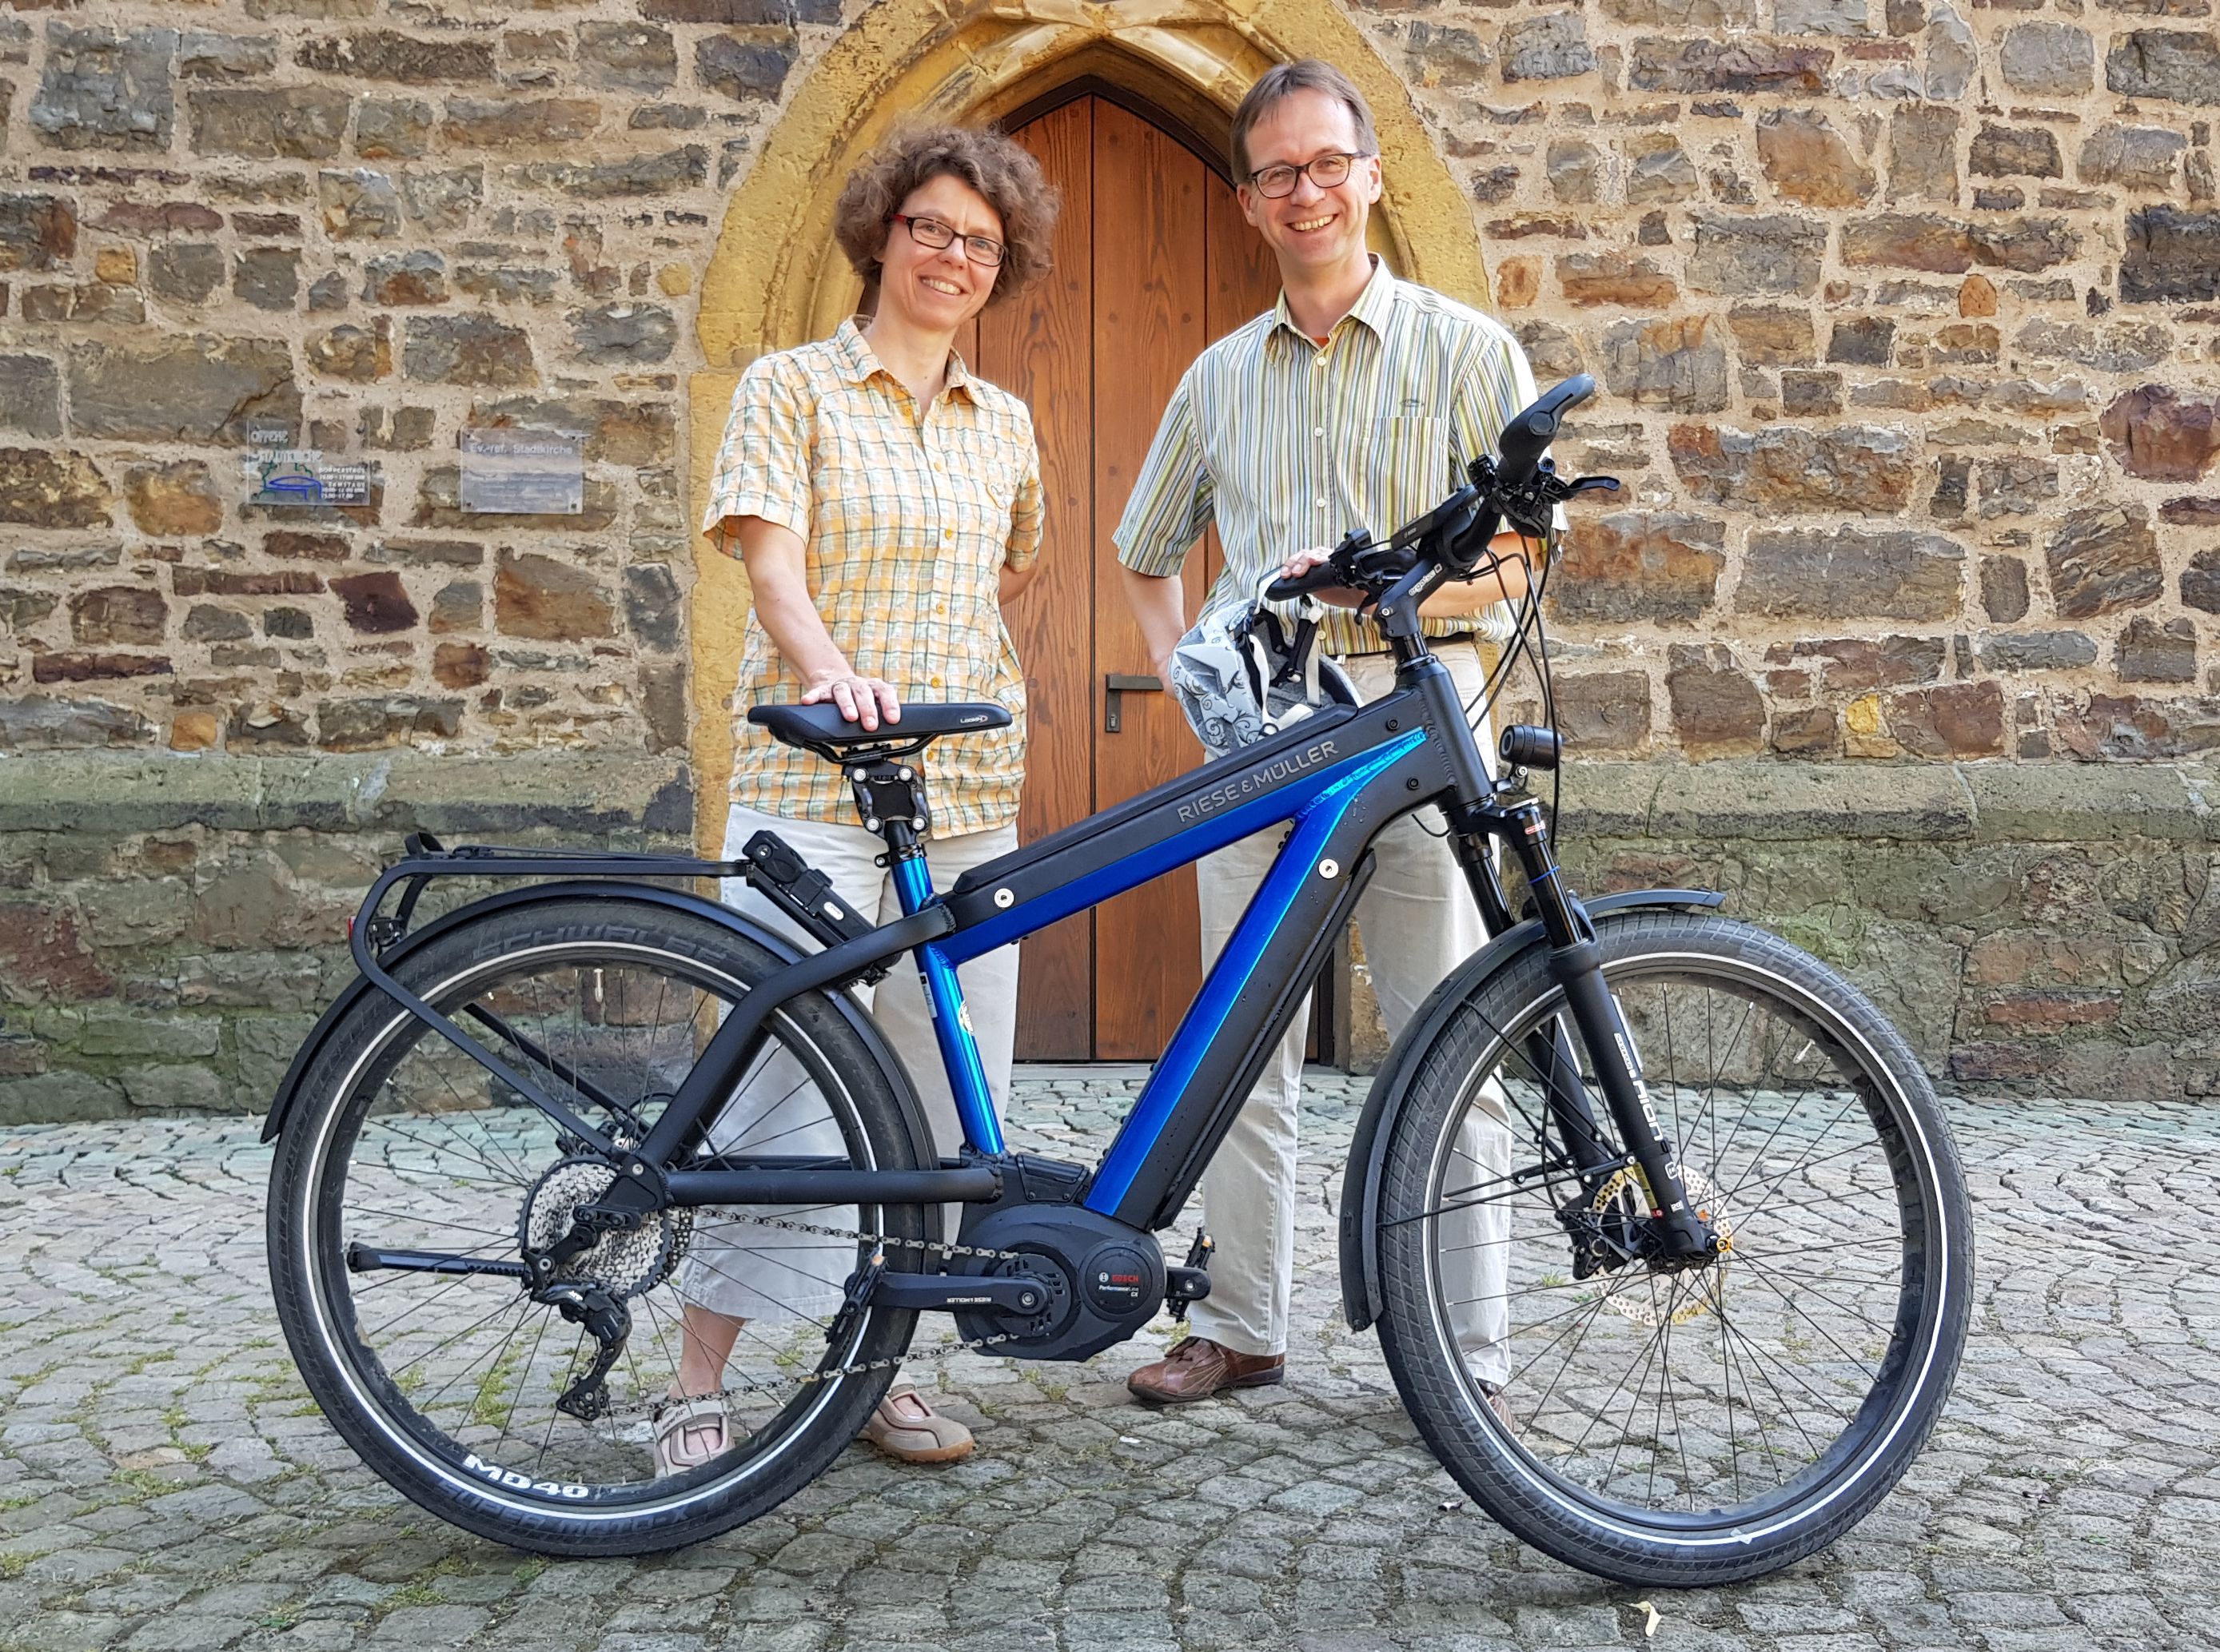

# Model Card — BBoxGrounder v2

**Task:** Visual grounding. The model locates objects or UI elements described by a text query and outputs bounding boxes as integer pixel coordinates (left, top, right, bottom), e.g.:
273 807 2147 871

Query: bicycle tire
267 894 927 1556
1373 911 1973 1586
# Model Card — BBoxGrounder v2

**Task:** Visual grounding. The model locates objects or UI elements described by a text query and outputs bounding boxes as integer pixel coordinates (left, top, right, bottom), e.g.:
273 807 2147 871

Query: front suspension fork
1459 798 1715 1261
1449 820 1620 1188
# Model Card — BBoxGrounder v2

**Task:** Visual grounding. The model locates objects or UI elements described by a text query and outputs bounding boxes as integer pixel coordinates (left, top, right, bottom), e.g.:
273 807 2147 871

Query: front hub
1579 1163 1735 1326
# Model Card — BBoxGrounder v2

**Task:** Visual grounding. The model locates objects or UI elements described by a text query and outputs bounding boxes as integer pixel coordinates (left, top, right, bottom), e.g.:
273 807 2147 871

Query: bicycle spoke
497 1304 556 1459
368 1114 529 1188
1733 1257 1888 1370
1726 1128 1886 1215
1720 1085 1864 1208
1716 1308 1805 1467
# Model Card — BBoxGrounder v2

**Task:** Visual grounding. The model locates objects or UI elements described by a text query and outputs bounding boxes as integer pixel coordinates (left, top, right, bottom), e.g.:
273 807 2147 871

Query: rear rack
345 830 905 1154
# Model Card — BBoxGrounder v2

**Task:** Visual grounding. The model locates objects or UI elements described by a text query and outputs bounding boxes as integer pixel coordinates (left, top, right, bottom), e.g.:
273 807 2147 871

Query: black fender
260 881 941 1199
1337 888 1724 1333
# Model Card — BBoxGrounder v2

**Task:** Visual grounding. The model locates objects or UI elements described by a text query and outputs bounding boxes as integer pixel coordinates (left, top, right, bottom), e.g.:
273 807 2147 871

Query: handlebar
1261 373 1604 606
1264 529 1374 603
1262 567 1334 603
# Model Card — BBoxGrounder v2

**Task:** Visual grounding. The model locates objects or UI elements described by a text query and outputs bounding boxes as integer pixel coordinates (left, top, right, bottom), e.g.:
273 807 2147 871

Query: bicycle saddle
748 700 1011 758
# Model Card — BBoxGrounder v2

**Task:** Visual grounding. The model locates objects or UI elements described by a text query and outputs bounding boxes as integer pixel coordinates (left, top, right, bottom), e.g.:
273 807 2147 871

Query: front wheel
1373 912 1973 1586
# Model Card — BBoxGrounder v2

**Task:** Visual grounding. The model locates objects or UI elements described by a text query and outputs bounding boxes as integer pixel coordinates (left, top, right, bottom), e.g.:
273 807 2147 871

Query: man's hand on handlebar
1270 533 1535 617
1274 546 1360 607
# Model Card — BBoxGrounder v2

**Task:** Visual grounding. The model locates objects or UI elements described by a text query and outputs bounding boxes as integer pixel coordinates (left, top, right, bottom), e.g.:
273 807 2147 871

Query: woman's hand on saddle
800 667 901 731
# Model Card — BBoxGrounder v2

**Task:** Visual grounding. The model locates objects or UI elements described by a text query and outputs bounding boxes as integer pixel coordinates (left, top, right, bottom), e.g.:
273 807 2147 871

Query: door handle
1103 673 1162 733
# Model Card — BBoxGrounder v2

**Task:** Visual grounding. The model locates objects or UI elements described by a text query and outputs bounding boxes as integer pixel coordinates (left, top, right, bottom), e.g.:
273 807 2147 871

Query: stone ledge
1 753 2214 847
0 752 695 838
1560 759 2218 844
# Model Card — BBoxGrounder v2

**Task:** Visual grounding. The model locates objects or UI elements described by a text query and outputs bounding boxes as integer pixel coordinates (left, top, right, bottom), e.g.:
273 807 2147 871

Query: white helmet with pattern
1166 575 1360 759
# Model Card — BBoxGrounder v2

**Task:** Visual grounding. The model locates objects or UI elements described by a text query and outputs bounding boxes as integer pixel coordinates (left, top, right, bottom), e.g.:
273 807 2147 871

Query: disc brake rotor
1588 1163 1735 1328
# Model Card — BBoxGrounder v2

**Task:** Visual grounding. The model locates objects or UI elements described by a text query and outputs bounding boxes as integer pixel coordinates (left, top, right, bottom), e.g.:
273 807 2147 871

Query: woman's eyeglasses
1246 152 1372 199
891 213 1006 269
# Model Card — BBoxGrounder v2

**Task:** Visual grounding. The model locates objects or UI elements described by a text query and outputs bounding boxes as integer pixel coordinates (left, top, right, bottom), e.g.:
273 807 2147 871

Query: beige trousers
1186 647 1514 1384
677 803 1020 1323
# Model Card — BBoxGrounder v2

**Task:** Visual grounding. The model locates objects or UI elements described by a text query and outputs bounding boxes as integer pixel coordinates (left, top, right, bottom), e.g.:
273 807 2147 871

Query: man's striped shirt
1114 258 1540 657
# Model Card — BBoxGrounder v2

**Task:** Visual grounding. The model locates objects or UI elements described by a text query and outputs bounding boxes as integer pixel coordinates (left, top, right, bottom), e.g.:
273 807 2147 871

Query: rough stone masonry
0 0 2216 1116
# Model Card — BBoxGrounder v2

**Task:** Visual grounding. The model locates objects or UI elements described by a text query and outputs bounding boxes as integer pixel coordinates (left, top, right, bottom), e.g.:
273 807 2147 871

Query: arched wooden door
963 94 1281 1061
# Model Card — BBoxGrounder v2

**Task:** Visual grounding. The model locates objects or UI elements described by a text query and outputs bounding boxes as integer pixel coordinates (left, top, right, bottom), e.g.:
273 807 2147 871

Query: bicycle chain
608 1212 1033 1423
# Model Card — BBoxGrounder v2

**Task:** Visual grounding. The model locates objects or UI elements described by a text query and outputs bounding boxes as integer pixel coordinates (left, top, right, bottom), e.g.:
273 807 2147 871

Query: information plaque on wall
242 426 371 507
460 428 585 515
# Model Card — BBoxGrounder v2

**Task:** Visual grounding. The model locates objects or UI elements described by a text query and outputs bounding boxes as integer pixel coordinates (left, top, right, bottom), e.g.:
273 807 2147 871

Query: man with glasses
1115 58 1545 1408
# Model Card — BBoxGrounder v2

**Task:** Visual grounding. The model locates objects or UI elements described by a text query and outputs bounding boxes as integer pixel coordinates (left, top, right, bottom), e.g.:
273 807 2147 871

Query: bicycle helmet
1167 576 1360 758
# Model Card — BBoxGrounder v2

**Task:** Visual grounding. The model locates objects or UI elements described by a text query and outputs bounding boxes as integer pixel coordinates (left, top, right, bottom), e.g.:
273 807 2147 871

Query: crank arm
870 1274 1047 1315
347 1244 532 1280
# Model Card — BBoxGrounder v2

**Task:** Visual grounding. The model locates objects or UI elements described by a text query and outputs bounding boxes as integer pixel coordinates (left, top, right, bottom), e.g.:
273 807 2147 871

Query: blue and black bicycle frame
300 639 1708 1278
277 369 1721 1340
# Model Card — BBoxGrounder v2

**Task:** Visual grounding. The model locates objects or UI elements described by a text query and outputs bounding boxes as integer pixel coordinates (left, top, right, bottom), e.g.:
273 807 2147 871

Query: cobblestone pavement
2 1074 2218 1652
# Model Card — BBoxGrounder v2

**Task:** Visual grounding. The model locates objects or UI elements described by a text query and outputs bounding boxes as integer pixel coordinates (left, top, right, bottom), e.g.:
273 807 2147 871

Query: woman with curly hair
663 125 1059 1475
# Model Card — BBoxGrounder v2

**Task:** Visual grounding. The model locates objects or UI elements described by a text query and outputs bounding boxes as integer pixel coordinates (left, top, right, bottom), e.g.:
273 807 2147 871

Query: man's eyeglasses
891 213 1006 269
1246 152 1373 199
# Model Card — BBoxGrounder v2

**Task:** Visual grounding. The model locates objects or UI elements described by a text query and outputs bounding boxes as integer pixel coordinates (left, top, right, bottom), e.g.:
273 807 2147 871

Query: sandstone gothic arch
687 0 1493 847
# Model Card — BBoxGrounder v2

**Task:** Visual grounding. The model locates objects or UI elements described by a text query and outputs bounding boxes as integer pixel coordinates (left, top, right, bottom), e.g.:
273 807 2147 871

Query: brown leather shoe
1126 1336 1284 1405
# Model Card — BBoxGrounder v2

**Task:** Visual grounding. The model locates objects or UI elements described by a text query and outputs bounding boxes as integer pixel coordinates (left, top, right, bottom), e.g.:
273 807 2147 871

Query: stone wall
6 754 2210 1116
1554 758 2220 1100
0 3 807 762
0 0 2214 1115
1351 0 2219 761
0 2 2211 769
0 753 689 1124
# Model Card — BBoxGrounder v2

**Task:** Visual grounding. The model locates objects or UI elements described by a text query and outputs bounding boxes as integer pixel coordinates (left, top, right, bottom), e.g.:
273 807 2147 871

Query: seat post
847 758 933 910
846 758 1007 1156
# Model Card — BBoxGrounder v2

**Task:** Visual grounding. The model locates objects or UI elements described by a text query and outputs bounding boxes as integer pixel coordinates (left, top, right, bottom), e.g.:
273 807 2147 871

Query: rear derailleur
535 1280 632 1420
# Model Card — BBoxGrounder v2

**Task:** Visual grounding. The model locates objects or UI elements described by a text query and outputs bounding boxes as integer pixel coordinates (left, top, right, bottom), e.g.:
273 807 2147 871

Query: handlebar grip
1495 373 1596 487
1265 562 1344 602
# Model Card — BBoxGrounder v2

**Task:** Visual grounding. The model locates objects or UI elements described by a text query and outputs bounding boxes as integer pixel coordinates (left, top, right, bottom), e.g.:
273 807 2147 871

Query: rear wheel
1373 913 1973 1586
267 896 927 1555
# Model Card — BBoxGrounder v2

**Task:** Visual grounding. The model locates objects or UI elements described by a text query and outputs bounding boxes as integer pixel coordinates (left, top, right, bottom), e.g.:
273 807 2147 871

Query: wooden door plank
1091 101 1211 1061
983 98 1096 1061
1206 173 1284 342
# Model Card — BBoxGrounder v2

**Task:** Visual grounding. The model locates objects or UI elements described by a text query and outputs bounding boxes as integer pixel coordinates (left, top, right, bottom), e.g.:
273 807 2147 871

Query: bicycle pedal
1166 1229 1214 1320
1164 1268 1212 1320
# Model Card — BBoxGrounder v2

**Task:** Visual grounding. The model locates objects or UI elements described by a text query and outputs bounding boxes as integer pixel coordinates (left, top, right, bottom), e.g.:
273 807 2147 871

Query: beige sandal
863 1383 974 1464
652 1395 731 1476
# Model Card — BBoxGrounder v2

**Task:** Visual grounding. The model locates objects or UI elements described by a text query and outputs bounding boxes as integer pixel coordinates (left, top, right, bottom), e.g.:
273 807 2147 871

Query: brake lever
1500 464 1624 538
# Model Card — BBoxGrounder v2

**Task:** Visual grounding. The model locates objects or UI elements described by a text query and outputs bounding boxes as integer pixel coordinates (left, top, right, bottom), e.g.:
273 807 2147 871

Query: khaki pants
677 803 1020 1323
1186 647 1514 1385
